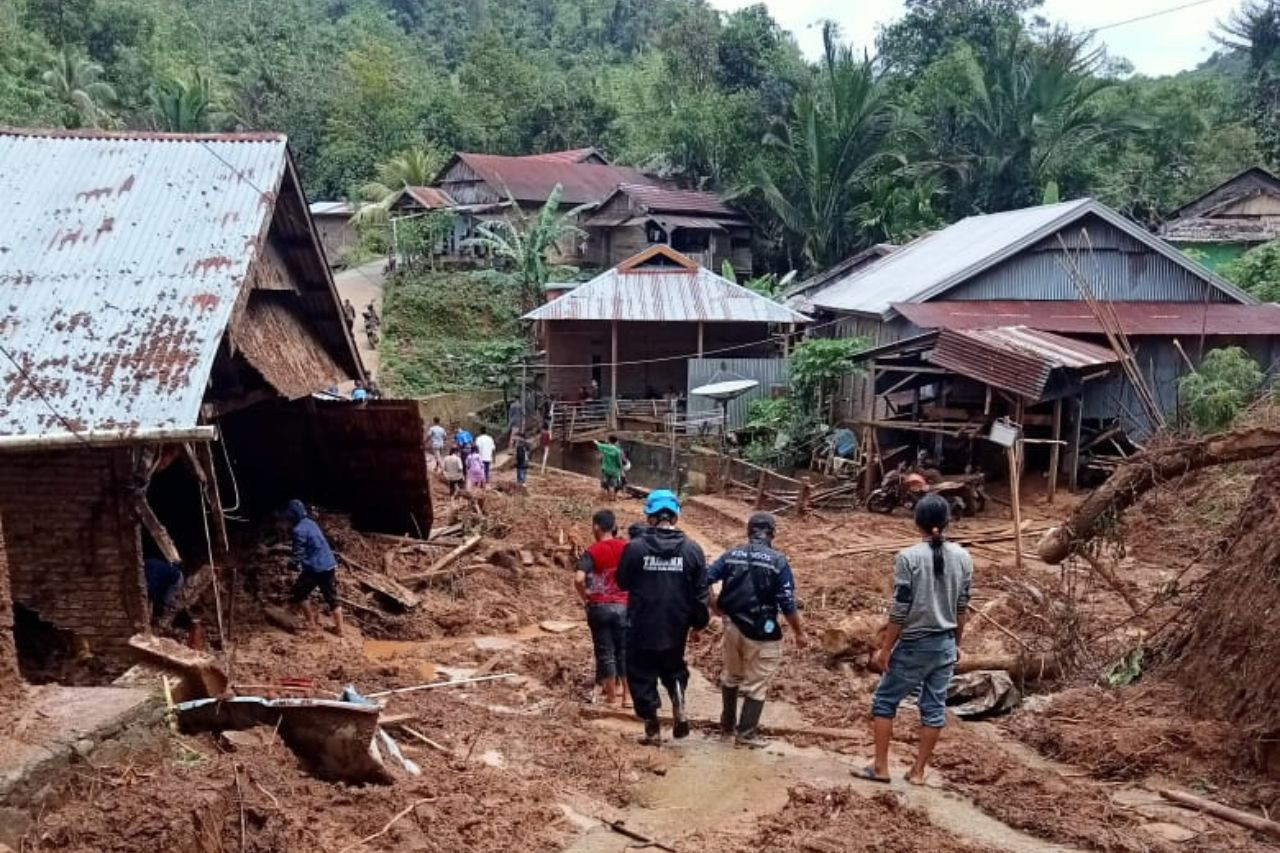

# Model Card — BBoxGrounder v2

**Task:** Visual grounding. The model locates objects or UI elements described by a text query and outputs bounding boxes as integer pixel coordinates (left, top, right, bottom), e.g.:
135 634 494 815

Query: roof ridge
0 126 287 143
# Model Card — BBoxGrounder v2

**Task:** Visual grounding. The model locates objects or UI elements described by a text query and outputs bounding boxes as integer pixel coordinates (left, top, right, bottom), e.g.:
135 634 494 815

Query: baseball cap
643 489 681 517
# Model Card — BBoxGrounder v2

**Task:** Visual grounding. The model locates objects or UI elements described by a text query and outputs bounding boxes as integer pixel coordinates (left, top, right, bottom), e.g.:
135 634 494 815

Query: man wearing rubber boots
616 489 709 745
709 512 807 747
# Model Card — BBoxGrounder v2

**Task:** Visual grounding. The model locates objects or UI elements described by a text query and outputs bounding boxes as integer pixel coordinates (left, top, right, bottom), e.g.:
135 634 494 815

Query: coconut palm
42 49 116 129
150 72 229 132
752 23 907 271
464 184 587 312
353 146 449 225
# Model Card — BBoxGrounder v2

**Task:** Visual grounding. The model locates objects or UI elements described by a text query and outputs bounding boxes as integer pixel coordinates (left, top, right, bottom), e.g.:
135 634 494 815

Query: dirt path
332 260 385 378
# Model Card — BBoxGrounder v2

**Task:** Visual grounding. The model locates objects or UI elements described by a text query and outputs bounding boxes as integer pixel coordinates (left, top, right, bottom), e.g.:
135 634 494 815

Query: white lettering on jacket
642 555 684 573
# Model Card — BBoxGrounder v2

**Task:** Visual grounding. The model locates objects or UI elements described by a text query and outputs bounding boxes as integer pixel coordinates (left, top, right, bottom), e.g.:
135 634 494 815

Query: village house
308 200 358 267
389 148 753 274
0 129 430 682
1160 166 1280 270
793 197 1280 490
525 245 806 436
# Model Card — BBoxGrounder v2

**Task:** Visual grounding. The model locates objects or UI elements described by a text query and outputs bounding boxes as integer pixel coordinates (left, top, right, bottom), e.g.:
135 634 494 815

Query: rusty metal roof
522 246 809 324
610 183 741 217
0 128 291 438
451 153 655 205
928 326 1117 401
402 186 455 209
522 147 606 164
894 300 1280 336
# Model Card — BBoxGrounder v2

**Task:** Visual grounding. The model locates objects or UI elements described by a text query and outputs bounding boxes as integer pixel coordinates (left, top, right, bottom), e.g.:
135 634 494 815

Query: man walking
575 509 630 708
616 490 709 744
283 499 343 634
474 426 496 483
594 435 624 499
708 512 807 748
427 416 447 470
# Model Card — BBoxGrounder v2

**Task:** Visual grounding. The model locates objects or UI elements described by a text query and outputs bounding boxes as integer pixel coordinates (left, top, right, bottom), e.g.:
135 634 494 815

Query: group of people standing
576 486 973 785
427 415 533 497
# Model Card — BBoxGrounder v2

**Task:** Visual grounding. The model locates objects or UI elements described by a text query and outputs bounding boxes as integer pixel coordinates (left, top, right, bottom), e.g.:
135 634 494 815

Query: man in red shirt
575 509 630 707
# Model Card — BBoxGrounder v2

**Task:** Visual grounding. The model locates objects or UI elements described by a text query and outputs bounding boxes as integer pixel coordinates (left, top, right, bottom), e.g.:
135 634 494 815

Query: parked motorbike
866 464 987 518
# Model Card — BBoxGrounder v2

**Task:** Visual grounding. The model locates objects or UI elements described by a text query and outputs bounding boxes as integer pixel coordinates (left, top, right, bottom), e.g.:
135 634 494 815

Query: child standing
466 446 486 491
441 447 465 497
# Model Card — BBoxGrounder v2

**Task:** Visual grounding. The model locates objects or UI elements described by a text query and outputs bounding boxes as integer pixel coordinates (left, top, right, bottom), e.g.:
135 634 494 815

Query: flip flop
854 766 891 784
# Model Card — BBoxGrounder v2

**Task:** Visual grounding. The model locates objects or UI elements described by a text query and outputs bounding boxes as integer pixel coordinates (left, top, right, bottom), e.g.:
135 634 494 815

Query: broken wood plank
337 553 421 609
519 549 535 567
128 633 228 699
367 673 517 699
402 535 483 586
337 596 385 618
132 494 181 563
1158 789 1280 840
396 725 452 755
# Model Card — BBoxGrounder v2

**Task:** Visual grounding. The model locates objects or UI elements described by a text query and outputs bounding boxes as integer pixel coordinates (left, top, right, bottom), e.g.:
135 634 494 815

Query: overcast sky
706 0 1241 77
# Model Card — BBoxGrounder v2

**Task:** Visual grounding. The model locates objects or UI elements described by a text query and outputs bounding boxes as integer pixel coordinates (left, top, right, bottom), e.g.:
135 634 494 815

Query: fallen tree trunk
1038 426 1280 565
1159 789 1280 841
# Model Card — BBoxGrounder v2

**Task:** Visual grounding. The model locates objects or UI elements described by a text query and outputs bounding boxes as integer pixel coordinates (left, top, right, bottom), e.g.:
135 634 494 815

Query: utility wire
0 340 93 446
1087 0 1225 34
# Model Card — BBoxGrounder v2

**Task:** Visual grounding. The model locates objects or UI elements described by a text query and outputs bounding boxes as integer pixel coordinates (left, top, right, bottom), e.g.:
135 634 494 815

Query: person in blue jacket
283 499 343 634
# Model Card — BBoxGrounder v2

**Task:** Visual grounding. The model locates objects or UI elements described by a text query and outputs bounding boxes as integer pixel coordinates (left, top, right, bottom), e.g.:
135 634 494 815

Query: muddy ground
9 461 1280 852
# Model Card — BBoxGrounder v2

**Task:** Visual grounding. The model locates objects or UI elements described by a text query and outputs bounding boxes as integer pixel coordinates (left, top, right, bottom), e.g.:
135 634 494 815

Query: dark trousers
627 641 688 720
587 603 627 682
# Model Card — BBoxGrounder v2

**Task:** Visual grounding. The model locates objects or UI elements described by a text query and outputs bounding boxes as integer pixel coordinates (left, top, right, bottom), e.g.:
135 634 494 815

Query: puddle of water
362 639 437 680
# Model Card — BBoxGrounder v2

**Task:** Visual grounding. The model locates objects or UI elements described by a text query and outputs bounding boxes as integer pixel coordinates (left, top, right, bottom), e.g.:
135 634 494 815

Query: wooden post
797 476 811 518
1048 398 1063 504
1070 393 1083 492
1007 436 1023 571
610 319 619 429
754 469 768 509
696 321 704 358
863 363 879 497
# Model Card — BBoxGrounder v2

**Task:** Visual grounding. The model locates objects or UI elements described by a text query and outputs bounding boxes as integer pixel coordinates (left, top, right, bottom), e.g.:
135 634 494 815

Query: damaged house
0 129 430 680
1160 166 1280 271
793 198 1280 487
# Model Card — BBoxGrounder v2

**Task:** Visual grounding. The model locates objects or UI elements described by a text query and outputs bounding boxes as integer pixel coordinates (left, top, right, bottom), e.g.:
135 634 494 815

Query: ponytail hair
913 495 951 578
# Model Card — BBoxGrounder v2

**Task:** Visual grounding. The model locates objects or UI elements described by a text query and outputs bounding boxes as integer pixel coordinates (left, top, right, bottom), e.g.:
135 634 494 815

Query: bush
1220 241 1280 302
1178 346 1265 433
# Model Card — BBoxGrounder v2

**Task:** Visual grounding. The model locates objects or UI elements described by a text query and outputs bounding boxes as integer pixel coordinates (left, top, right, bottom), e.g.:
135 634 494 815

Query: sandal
854 766 891 784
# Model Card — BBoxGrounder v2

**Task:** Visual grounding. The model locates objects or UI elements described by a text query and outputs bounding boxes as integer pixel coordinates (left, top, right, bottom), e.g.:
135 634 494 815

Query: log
402 535 483 586
1158 789 1280 840
128 633 228 699
1038 426 1280 564
337 553 421 609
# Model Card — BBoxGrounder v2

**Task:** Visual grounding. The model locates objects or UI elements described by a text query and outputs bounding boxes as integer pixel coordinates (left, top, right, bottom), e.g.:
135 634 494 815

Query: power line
1087 0 1226 34
0 341 93 446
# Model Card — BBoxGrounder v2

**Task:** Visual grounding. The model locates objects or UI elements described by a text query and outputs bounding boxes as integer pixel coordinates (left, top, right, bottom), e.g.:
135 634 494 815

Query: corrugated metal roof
612 183 740 217
403 186 455 209
895 300 1280 336
523 247 809 324
522 148 605 164
807 198 1253 318
452 153 654 205
646 215 727 231
928 326 1117 401
0 128 290 438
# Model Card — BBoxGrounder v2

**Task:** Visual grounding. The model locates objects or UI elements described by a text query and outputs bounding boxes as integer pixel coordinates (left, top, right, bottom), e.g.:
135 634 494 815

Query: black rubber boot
720 686 739 736
735 698 767 749
670 683 690 739
641 715 661 745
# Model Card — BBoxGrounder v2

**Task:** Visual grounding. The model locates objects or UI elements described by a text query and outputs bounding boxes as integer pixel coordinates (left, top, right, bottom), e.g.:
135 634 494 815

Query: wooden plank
337 553 421 609
1158 789 1280 840
401 535 483 586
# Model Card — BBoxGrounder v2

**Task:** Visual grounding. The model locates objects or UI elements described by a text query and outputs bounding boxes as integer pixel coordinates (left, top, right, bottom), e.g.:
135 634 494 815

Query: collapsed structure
0 129 429 680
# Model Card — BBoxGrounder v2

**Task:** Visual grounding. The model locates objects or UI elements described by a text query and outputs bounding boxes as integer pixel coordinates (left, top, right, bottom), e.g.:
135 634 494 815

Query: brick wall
0 513 18 698
0 448 145 656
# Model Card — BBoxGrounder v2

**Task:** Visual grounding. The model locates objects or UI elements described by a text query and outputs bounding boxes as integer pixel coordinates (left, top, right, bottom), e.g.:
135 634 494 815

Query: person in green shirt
595 434 624 498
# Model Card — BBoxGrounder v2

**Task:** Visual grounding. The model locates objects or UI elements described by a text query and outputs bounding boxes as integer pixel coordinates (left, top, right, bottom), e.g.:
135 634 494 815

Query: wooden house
1160 167 1280 270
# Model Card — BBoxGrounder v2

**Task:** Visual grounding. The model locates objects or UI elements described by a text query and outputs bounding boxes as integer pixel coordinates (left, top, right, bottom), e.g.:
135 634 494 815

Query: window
672 228 710 253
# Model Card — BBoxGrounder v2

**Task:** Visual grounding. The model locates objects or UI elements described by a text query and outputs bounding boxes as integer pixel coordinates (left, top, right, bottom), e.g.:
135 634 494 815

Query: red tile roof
893 301 1280 336
452 153 654 205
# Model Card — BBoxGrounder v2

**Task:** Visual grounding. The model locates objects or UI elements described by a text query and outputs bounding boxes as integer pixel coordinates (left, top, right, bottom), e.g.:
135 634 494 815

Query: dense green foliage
379 268 525 396
1178 346 1265 433
1221 239 1280 300
0 0 1272 274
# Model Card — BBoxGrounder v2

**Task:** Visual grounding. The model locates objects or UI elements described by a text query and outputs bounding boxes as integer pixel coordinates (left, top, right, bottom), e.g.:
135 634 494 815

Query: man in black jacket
616 489 709 744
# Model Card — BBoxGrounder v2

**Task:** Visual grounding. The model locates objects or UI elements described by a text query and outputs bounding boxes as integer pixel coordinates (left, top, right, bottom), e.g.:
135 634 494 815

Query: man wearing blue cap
616 489 709 744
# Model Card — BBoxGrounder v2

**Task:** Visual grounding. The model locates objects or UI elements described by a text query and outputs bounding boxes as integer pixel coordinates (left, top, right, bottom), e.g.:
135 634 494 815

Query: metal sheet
524 251 810 324
448 153 654 205
893 301 1280 336
927 327 1117 401
0 129 289 438
687 358 790 429
403 186 454 209
613 183 741 217
806 198 1251 317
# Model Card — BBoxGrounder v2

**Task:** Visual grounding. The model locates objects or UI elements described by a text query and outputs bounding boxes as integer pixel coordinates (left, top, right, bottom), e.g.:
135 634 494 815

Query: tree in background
789 337 867 423
149 71 228 132
464 184 587 313
753 24 908 271
41 48 116 128
1179 347 1265 433
1220 239 1280 301
877 0 1046 76
354 145 451 224
1220 0 1280 164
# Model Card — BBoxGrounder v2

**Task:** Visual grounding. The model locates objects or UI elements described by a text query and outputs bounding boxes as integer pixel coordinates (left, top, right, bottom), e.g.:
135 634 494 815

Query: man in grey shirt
858 495 972 786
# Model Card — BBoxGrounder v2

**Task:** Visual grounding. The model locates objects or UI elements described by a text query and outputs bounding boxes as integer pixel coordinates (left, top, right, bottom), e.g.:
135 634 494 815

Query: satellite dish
689 378 759 401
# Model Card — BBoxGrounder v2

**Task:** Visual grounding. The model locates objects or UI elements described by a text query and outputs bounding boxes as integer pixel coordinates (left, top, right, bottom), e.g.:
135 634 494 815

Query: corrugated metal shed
0 128 289 438
895 300 1280 336
523 247 809 324
450 153 653 206
807 198 1252 317
928 327 1117 401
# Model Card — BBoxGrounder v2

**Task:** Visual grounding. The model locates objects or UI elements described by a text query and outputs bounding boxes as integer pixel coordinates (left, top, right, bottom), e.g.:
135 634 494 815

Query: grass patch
379 268 525 396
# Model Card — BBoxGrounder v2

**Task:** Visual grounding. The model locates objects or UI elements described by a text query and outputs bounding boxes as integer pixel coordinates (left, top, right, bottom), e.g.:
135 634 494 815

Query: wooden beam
133 494 181 564
610 319 618 424
1048 398 1062 504
1070 394 1083 492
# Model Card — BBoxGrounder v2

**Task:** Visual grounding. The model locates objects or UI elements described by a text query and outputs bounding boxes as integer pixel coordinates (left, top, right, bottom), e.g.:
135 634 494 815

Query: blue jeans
517 466 527 484
871 632 956 728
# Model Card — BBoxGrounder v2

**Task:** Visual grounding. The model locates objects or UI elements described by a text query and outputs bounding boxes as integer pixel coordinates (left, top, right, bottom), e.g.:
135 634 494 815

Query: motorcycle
866 463 987 518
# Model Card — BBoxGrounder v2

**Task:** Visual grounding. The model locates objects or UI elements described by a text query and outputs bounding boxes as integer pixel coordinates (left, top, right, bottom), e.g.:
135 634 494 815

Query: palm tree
42 49 116 129
752 23 907 270
353 147 449 225
464 184 587 312
150 72 229 132
959 27 1119 211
